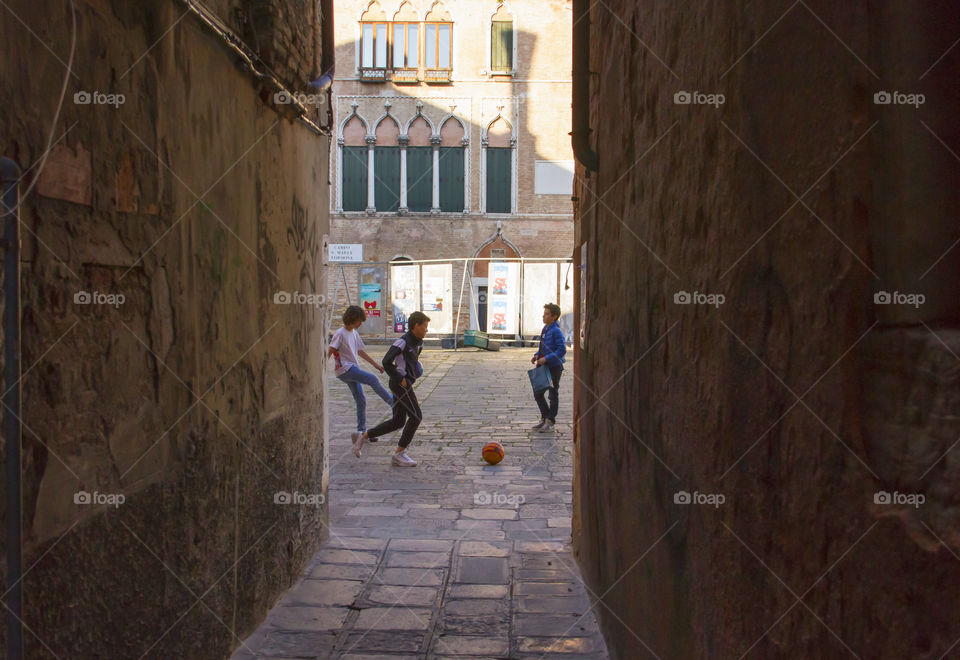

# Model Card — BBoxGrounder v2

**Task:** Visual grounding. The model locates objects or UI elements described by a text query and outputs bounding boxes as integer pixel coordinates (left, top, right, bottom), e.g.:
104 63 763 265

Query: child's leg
533 387 550 421
396 386 422 449
355 368 393 405
337 368 369 431
366 382 408 440
547 367 562 422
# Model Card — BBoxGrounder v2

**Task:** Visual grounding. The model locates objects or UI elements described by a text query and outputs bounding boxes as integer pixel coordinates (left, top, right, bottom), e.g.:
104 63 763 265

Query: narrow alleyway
231 348 608 659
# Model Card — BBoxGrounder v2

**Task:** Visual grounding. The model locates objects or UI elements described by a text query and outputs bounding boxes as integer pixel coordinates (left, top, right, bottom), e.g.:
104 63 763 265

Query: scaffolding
327 257 575 346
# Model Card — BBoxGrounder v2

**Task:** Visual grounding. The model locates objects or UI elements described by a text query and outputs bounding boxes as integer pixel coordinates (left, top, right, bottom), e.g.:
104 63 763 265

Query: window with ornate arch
424 2 453 82
360 2 389 76
490 4 515 74
485 117 513 214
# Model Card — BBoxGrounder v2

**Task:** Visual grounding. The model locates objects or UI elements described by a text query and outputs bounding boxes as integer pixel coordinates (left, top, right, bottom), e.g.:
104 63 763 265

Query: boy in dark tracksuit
353 311 430 466
531 303 566 432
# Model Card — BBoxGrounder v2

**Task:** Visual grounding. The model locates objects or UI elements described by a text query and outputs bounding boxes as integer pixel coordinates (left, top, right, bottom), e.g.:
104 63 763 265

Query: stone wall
0 0 330 657
573 2 960 658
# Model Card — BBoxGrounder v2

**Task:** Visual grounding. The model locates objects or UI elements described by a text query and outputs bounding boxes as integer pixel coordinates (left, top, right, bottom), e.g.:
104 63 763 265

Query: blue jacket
534 321 566 368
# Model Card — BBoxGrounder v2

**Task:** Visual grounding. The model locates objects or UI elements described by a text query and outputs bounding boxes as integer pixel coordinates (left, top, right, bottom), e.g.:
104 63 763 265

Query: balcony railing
391 68 420 83
360 68 388 81
424 68 451 83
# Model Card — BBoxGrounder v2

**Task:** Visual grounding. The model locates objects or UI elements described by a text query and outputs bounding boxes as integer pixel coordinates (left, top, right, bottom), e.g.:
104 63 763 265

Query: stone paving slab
231 348 609 659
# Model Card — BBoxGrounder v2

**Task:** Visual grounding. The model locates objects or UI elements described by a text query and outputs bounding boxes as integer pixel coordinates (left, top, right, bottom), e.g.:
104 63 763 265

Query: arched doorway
472 226 521 332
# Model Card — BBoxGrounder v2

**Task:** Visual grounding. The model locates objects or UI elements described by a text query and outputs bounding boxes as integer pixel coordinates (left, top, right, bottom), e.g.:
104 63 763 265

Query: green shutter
491 21 513 72
439 147 465 212
486 147 511 213
374 147 400 212
342 146 368 211
406 147 433 212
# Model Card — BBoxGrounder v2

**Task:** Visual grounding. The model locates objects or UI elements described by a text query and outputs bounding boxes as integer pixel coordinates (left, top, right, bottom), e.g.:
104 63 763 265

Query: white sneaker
537 420 555 433
531 418 546 430
391 451 417 467
351 432 366 457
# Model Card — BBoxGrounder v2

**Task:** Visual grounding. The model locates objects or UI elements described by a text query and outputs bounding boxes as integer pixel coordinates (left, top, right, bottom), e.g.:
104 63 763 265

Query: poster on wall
421 264 452 333
358 266 385 335
391 264 420 333
360 283 382 317
422 277 443 312
487 262 519 334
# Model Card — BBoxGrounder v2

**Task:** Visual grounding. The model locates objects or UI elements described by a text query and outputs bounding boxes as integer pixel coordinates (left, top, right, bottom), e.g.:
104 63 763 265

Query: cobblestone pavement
232 347 609 659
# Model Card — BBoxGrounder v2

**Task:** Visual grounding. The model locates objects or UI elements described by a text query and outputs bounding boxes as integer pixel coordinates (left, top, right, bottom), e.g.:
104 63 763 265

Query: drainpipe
1 156 23 660
571 0 598 172
319 0 335 132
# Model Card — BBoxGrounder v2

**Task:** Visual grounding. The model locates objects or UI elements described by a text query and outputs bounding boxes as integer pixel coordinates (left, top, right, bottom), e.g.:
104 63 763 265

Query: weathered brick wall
574 2 960 658
0 0 330 657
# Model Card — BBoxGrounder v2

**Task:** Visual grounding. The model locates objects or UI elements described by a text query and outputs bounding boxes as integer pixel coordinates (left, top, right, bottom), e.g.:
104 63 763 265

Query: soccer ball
482 441 505 465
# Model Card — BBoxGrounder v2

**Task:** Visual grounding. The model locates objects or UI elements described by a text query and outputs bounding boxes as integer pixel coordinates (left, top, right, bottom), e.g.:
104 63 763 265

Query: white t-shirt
330 327 365 376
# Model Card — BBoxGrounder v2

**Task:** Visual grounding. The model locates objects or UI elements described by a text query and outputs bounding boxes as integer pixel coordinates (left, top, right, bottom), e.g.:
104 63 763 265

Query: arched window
439 117 466 212
360 2 388 75
490 4 515 74
374 116 401 212
392 2 420 73
341 116 368 212
406 116 433 212
424 2 453 81
486 117 512 214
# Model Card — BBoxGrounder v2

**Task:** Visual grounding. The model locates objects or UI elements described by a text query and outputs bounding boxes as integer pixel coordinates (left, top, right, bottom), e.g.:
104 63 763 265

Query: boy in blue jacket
531 303 566 432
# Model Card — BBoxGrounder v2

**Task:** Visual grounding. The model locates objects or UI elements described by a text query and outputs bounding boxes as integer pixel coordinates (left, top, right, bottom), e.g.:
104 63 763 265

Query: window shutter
486 147 511 213
407 147 433 212
374 147 401 212
439 147 465 212
491 21 513 72
342 146 368 212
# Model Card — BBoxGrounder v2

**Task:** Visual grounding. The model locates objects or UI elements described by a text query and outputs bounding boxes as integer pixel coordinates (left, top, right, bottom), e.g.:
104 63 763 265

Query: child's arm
327 346 337 359
358 349 384 373
381 343 405 384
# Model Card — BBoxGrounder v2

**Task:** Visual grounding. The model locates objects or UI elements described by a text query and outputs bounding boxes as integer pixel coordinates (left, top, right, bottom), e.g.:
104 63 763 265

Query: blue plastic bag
528 365 553 394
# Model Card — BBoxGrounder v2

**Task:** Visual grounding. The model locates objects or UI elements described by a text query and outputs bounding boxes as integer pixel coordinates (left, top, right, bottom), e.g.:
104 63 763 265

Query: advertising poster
487 262 519 334
422 277 443 312
490 300 508 331
391 264 420 333
421 264 452 333
360 283 382 317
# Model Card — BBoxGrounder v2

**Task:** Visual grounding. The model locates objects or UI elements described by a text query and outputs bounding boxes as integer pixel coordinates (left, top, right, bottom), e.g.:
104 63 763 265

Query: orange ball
482 441 505 465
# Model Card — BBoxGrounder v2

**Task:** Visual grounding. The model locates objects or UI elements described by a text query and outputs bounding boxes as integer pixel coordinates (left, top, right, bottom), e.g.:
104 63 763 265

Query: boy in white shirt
328 305 393 444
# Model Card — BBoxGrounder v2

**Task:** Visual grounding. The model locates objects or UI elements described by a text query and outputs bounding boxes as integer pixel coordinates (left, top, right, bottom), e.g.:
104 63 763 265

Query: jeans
337 365 393 432
534 365 563 422
367 379 421 449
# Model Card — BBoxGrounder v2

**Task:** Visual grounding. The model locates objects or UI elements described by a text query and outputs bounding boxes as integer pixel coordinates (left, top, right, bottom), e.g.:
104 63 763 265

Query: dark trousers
367 379 421 449
534 366 563 422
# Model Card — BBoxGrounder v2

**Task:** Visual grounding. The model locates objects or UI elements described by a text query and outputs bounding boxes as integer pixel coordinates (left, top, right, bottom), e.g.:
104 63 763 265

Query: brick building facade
328 0 575 339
